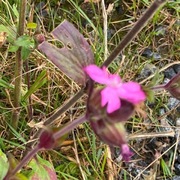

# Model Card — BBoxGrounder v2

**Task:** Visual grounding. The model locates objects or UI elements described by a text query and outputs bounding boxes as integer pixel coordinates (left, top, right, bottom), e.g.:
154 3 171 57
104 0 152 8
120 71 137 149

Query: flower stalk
5 115 87 178
4 145 40 180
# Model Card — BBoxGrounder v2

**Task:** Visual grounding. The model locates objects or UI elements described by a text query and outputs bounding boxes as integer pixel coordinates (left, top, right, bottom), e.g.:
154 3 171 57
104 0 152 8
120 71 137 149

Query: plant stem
12 0 27 129
24 0 167 159
102 0 166 67
6 116 87 179
30 0 167 130
44 88 85 126
151 84 166 90
24 88 85 153
4 145 40 180
53 115 87 140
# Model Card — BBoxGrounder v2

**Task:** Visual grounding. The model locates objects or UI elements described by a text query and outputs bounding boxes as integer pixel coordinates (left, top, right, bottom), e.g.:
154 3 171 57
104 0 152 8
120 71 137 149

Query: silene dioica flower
85 64 146 113
84 65 146 161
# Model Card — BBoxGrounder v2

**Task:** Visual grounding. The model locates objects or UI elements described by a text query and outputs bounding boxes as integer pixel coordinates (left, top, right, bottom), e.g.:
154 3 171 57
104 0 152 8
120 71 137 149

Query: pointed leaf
21 47 32 60
8 45 19 52
15 35 35 49
22 70 47 101
38 20 94 85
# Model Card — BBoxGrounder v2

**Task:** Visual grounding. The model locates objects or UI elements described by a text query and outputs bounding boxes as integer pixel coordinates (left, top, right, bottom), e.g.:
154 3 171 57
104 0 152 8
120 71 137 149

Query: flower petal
107 74 121 86
118 82 146 104
84 65 109 84
84 65 121 85
121 144 133 161
101 87 121 113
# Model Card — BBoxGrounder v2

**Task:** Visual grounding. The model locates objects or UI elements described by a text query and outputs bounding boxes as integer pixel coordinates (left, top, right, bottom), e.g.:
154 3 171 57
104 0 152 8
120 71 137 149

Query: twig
106 145 114 180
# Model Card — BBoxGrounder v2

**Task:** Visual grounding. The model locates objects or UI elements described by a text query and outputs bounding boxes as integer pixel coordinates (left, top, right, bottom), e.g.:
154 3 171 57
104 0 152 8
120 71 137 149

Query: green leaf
142 0 150 5
15 173 29 180
8 45 19 52
12 4 19 19
27 156 57 180
160 158 172 177
27 23 37 29
0 149 9 179
21 47 32 60
147 70 163 87
14 35 35 49
22 70 47 101
145 88 155 103
0 78 14 89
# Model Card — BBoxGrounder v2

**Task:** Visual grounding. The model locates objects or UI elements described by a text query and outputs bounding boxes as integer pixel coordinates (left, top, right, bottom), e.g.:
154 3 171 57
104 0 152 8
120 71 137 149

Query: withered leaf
38 20 94 85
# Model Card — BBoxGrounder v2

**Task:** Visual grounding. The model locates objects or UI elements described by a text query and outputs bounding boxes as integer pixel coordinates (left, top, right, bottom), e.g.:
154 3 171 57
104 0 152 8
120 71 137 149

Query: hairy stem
102 0 166 67
24 88 85 153
25 0 166 152
30 0 166 131
24 0 166 157
44 88 85 126
53 115 87 140
151 84 166 90
6 116 87 178
12 0 27 129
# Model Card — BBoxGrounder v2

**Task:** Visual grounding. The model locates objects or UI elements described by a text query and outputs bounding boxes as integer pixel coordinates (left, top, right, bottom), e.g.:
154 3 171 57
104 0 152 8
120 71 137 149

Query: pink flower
121 144 133 161
84 65 146 113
